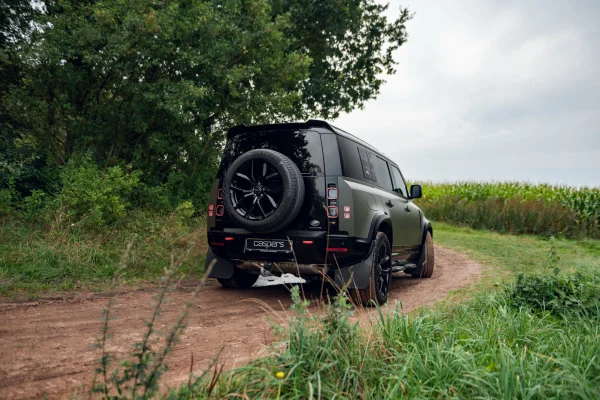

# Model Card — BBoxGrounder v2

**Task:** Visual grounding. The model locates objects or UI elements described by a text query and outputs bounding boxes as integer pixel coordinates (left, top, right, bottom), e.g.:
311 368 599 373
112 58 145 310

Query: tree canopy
1 0 411 212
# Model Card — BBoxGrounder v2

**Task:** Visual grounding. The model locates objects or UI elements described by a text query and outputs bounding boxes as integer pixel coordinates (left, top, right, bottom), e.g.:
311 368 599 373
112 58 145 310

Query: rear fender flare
366 212 392 242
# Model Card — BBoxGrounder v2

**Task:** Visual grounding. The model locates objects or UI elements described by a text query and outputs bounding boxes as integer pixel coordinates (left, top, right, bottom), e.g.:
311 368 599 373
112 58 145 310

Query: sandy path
0 245 482 399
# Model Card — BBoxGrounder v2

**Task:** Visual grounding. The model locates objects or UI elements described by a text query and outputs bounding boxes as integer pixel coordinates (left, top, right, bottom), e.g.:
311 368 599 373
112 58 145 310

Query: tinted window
336 135 365 181
369 153 393 191
390 165 408 197
219 130 324 177
357 147 374 180
320 133 342 175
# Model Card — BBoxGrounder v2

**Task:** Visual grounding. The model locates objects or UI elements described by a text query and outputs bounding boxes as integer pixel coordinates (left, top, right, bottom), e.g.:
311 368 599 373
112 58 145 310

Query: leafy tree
3 0 411 209
1 0 47 207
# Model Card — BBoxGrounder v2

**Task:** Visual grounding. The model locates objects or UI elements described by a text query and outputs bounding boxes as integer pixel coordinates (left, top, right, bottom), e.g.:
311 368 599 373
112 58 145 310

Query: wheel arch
366 212 393 243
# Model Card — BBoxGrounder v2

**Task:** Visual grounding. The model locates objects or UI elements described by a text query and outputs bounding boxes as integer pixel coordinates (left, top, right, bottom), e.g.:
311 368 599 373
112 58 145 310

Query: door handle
405 205 411 212
386 200 394 207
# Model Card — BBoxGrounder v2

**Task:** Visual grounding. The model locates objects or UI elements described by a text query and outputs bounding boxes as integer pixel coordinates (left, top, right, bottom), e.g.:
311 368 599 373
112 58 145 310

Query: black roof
227 119 382 155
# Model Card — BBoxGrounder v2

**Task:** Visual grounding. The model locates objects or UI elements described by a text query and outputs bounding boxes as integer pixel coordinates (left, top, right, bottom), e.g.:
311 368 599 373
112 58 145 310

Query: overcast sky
334 1 600 187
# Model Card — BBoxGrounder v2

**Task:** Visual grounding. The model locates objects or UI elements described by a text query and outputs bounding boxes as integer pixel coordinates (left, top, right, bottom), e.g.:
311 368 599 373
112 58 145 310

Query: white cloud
335 1 600 187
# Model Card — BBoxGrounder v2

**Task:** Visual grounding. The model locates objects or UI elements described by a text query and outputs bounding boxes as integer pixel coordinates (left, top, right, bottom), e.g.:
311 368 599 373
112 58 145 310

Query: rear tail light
302 240 313 244
327 206 338 218
210 242 225 247
327 247 348 253
217 188 223 199
327 187 338 199
224 237 235 241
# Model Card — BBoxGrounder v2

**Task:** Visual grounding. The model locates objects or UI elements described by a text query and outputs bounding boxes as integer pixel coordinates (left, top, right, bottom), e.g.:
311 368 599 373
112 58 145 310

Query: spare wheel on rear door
222 149 305 233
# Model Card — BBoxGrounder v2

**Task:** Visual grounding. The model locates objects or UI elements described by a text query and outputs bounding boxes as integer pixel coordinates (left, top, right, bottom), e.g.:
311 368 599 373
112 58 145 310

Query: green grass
167 283 600 399
0 213 207 298
434 222 600 277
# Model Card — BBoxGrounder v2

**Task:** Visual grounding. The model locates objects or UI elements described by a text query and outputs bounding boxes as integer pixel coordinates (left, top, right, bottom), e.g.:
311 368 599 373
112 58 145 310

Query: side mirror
410 184 422 199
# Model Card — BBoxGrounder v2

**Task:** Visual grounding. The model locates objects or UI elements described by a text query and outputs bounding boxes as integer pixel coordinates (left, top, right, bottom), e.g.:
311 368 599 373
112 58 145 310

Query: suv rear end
205 120 434 305
206 121 373 281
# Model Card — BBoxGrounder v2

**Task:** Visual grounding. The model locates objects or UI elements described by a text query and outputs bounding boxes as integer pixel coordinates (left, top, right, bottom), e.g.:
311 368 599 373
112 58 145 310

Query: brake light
210 242 225 247
217 188 223 199
225 237 235 241
327 247 348 253
302 240 313 244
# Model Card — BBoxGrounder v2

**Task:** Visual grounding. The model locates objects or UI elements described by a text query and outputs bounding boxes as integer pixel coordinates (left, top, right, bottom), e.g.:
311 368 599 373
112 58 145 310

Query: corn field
414 181 600 238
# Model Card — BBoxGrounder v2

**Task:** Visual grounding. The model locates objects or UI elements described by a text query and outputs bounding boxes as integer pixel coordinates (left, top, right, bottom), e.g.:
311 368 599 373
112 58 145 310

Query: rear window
219 129 324 177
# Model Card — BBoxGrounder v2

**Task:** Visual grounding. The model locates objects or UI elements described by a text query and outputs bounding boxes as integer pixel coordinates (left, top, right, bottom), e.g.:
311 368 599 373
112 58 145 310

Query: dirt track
0 245 482 399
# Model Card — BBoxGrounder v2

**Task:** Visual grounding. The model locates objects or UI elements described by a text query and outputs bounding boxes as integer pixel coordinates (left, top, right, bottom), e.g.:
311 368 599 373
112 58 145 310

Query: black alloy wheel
222 149 305 233
350 232 392 306
375 237 392 300
230 158 284 220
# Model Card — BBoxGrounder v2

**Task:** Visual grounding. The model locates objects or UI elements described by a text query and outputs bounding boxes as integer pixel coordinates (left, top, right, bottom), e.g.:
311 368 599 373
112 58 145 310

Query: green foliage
507 272 600 316
416 181 600 238
57 158 140 226
0 213 207 297
171 282 600 399
1 0 411 211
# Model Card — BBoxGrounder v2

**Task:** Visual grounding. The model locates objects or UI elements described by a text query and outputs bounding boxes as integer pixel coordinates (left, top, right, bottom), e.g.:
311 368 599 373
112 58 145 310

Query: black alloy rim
376 239 392 298
229 159 284 220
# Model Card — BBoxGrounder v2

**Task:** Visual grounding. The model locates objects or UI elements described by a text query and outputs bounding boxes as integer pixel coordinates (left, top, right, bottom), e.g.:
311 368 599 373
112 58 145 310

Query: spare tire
222 149 305 233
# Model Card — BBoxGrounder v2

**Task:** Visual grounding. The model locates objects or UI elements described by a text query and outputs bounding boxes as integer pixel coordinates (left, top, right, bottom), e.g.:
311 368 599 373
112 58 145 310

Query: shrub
506 272 600 316
57 158 140 226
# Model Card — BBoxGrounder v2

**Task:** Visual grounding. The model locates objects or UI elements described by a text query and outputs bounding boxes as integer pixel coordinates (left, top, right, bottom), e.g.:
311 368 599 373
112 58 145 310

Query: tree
3 0 411 207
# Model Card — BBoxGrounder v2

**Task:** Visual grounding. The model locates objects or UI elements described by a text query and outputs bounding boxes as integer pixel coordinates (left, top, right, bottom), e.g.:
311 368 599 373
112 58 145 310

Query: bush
56 158 140 226
506 272 600 316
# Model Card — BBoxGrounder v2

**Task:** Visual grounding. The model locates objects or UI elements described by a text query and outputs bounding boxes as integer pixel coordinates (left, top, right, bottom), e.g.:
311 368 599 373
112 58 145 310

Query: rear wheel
350 232 392 307
217 267 259 289
409 231 434 278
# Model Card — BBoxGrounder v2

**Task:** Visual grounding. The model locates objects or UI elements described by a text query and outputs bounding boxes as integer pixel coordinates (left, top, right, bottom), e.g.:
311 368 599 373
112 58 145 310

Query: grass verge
433 222 600 294
0 212 207 298
167 280 600 399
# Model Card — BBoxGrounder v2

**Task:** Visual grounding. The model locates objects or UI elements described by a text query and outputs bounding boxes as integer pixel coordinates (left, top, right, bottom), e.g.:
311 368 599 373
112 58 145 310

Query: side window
357 147 373 180
369 153 394 191
336 135 368 182
390 165 408 197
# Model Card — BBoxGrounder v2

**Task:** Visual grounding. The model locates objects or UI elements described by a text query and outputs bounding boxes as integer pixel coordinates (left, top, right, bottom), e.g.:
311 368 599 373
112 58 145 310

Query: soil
0 245 482 399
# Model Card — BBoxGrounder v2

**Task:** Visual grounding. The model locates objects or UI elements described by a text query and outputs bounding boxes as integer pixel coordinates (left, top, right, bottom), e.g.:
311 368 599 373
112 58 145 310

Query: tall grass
171 276 599 399
415 181 600 238
0 210 207 297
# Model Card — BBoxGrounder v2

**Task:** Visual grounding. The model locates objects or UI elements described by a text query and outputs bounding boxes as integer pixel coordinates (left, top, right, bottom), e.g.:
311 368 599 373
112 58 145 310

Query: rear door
366 153 421 249
388 164 421 246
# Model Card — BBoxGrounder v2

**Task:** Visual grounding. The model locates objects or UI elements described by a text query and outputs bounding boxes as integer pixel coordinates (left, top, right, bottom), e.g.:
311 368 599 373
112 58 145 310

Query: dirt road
0 245 482 399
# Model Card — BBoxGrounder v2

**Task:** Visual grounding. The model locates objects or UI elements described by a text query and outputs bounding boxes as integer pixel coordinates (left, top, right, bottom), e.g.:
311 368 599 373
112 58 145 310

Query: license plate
245 238 292 253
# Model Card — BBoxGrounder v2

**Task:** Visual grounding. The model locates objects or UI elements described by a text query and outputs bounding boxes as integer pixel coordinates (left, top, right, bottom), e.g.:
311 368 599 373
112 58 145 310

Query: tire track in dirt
0 245 482 399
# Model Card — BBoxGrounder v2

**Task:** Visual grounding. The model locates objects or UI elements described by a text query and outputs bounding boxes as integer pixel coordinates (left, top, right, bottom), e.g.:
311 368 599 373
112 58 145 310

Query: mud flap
333 242 375 290
405 236 427 275
205 248 235 279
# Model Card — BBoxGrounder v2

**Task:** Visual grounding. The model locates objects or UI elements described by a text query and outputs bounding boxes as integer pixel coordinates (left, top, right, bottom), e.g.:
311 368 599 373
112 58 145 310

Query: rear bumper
205 230 374 289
